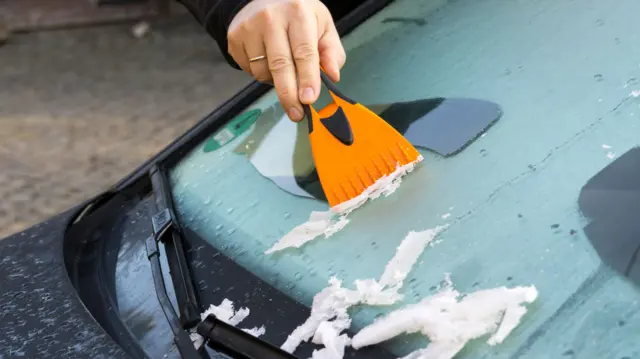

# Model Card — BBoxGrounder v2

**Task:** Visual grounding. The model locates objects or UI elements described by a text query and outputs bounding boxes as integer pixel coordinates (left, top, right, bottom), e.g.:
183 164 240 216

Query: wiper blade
149 164 200 327
197 315 297 359
146 164 300 359
146 235 202 358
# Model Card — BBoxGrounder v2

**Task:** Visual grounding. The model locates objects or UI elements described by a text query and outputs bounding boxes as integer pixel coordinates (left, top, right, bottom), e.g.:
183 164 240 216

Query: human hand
228 0 346 122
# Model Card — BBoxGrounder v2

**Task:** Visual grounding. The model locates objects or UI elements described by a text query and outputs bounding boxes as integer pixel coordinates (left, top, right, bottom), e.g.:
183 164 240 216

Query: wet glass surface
170 0 640 357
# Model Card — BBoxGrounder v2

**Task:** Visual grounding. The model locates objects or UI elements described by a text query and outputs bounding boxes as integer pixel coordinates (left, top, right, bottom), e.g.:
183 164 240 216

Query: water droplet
294 272 302 280
250 200 259 207
215 224 224 231
285 283 296 290
215 200 223 206
371 241 378 248
308 268 317 276
284 212 291 219
204 197 211 205
227 208 235 214
227 228 236 235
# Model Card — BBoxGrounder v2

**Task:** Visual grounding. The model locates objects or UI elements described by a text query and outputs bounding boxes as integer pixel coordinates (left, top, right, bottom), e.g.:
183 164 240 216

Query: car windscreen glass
170 0 640 357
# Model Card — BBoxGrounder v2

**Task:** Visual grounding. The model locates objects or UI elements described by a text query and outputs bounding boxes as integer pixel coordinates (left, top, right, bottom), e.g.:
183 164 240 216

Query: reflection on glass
226 97 501 201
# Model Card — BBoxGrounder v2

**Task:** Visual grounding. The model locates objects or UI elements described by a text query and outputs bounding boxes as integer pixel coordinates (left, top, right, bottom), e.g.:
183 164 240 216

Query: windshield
170 0 640 357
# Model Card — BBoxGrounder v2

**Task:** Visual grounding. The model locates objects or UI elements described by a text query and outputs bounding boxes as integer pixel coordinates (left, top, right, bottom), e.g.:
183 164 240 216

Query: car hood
0 210 127 359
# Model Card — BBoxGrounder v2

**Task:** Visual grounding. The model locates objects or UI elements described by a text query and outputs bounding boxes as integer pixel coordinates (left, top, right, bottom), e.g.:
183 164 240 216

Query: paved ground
0 15 252 238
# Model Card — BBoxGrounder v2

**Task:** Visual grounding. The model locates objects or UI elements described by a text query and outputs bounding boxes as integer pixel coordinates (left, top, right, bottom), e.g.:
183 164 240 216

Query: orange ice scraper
303 71 422 208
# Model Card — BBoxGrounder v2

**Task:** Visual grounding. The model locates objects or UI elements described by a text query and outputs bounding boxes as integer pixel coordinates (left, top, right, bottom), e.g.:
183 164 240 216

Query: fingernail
288 107 302 121
301 87 315 104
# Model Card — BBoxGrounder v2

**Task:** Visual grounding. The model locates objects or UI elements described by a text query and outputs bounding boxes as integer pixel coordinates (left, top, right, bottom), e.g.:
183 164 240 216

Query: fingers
318 15 346 83
264 24 303 121
244 37 271 84
288 2 320 105
226 0 347 122
228 29 251 74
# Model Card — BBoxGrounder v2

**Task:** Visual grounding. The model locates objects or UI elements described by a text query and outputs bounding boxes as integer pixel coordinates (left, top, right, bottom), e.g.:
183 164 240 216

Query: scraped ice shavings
351 275 538 359
310 321 352 359
265 157 423 254
190 299 266 349
630 90 640 97
280 226 446 354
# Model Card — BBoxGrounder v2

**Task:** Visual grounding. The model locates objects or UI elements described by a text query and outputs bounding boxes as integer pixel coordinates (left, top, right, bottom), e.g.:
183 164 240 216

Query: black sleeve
176 0 362 70
177 0 252 69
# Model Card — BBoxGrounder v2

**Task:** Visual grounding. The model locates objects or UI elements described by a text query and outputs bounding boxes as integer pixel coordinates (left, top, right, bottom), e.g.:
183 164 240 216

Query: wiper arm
149 164 200 327
146 235 202 358
146 164 300 359
197 315 297 359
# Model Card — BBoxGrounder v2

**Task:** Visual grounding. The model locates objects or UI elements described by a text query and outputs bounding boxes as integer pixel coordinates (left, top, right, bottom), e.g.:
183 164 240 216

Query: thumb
318 21 346 82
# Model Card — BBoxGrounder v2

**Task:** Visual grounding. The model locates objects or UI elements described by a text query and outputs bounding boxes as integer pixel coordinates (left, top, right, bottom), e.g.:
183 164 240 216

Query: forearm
177 0 251 69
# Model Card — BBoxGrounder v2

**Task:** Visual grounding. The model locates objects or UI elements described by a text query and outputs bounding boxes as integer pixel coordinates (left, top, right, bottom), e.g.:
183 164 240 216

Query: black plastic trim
64 193 150 359
197 315 297 359
320 71 356 105
146 235 203 359
149 165 201 328
320 106 354 145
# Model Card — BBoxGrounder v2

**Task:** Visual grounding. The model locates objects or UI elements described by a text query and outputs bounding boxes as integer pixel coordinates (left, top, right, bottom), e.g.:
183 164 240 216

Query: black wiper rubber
197 315 298 359
149 164 201 328
146 235 202 359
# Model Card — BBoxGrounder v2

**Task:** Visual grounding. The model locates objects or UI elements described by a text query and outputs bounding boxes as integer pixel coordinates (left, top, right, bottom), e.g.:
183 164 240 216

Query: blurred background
0 0 252 237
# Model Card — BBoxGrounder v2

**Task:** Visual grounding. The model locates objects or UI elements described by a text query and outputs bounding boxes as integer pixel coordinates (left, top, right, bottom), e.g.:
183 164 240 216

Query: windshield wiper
147 164 298 359
149 164 201 327
196 315 297 359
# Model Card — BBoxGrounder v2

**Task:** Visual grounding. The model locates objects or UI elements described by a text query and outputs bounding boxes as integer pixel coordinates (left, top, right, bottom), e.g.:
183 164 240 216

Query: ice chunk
201 298 239 324
265 157 423 254
265 211 333 254
378 227 447 288
630 90 640 97
399 342 466 359
351 278 538 359
193 299 266 349
230 307 251 326
281 226 445 354
309 321 352 359
243 326 267 337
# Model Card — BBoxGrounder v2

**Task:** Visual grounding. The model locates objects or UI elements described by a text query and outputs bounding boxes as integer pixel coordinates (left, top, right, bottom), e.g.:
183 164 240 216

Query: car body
3 0 640 358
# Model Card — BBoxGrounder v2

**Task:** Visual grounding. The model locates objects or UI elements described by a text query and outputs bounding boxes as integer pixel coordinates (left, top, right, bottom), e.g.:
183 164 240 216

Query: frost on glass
171 0 640 357
281 227 446 354
265 158 423 254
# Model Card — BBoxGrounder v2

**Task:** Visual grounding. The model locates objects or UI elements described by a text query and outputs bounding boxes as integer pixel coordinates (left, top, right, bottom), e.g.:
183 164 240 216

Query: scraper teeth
379 152 394 173
350 173 366 194
392 143 409 163
371 158 386 177
340 181 356 200
357 167 374 188
332 187 346 205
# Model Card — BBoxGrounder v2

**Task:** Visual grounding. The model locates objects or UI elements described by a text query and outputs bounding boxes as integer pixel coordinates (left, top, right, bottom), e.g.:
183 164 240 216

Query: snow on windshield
277 228 537 359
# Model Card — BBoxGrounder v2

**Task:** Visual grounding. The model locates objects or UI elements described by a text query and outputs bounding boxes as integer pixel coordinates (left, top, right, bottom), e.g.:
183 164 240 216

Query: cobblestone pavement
0 16 252 238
